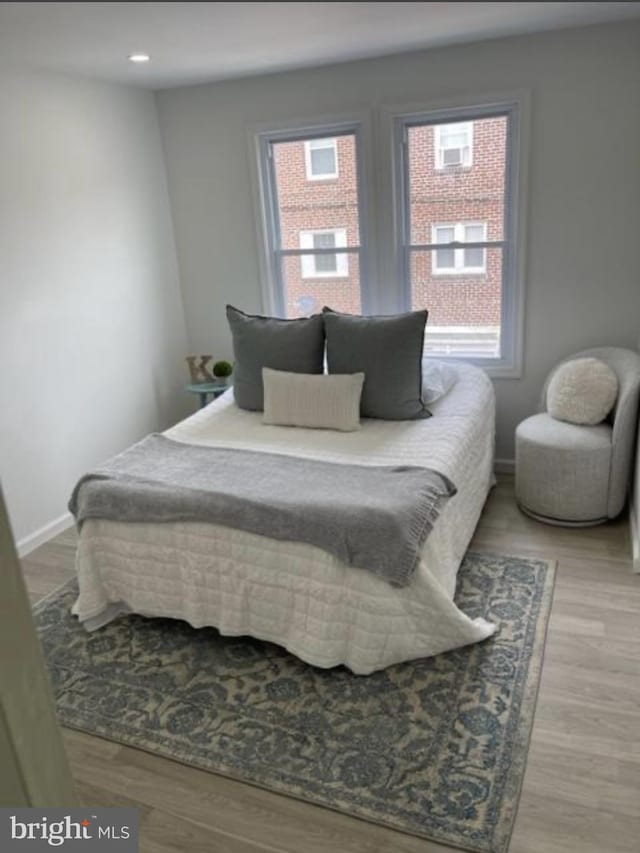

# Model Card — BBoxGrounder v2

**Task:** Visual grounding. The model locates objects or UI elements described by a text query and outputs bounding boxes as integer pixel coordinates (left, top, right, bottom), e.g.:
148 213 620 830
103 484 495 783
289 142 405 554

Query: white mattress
73 362 497 674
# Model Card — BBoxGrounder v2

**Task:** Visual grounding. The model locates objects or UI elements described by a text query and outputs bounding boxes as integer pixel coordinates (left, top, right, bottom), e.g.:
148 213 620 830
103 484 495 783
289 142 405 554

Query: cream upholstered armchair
515 347 640 526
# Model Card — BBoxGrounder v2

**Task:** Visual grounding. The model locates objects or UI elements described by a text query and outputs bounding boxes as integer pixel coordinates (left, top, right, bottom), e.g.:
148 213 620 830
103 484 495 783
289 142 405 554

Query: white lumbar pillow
262 367 365 432
546 357 618 425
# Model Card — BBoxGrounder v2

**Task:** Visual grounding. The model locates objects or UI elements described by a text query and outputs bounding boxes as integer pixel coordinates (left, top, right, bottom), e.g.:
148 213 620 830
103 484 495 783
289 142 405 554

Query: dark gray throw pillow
323 308 430 420
227 305 325 411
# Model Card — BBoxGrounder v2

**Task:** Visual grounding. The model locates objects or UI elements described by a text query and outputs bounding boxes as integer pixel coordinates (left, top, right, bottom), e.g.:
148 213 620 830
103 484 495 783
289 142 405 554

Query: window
435 122 473 169
300 229 349 277
257 125 364 317
304 137 338 180
396 102 523 368
253 96 525 374
432 223 487 274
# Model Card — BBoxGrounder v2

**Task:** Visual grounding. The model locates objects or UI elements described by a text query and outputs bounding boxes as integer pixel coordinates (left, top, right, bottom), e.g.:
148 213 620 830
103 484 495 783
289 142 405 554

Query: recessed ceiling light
128 53 150 64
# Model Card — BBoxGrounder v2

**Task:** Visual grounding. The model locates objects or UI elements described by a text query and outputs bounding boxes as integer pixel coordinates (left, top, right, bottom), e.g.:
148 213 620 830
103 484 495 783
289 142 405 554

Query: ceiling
0 2 638 90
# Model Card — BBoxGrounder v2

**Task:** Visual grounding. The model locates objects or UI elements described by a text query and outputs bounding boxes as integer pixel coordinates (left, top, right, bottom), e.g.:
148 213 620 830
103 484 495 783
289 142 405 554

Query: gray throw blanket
69 434 456 587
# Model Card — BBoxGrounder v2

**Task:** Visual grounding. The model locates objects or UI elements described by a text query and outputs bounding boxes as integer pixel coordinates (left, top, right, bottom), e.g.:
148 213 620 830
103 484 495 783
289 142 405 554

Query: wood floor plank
23 475 640 853
539 662 640 714
509 791 640 853
521 743 640 818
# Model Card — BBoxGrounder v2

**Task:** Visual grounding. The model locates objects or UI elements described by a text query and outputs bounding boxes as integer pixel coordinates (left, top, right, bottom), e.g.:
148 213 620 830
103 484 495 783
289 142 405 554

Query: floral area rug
35 552 555 853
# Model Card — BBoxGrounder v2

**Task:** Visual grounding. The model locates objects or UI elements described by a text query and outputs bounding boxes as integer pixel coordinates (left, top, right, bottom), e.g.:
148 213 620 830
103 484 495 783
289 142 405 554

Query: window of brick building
434 122 473 169
299 229 349 277
432 223 487 274
304 138 338 180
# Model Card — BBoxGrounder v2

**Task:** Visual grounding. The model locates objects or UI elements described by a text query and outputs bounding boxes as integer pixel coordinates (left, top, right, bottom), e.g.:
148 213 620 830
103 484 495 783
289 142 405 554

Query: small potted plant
212 360 233 387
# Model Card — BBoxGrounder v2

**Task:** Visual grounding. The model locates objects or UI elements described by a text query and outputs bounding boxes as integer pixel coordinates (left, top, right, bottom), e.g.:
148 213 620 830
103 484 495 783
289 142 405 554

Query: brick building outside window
270 116 506 357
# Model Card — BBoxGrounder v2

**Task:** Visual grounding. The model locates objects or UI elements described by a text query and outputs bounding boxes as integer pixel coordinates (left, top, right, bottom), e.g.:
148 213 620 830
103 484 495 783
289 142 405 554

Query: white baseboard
630 500 640 575
494 458 515 474
16 512 74 558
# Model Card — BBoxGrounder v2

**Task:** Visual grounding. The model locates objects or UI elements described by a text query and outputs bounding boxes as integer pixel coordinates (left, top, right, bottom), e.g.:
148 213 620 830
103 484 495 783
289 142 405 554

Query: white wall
0 70 189 547
157 21 640 460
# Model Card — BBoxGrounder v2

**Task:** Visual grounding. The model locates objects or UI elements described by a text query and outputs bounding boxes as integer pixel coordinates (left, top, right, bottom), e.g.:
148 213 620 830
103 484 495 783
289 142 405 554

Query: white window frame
392 95 528 378
434 122 473 169
304 137 338 180
432 222 487 274
299 228 349 277
248 94 528 378
251 116 372 317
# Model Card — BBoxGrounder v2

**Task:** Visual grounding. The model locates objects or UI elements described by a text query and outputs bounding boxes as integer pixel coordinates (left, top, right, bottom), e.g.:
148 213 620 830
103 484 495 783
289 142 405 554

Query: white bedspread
73 362 497 674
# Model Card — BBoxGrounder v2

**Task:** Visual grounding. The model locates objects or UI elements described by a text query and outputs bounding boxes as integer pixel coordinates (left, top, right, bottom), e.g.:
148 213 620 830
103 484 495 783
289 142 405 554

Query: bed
72 361 496 675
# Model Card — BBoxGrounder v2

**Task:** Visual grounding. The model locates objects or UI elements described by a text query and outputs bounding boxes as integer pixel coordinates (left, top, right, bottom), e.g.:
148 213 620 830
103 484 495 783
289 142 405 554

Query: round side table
185 383 230 409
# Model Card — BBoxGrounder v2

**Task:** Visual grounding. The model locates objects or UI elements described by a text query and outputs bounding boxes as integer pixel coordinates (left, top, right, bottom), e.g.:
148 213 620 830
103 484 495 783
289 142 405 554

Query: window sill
430 354 521 379
431 271 488 277
301 275 350 281
434 165 473 173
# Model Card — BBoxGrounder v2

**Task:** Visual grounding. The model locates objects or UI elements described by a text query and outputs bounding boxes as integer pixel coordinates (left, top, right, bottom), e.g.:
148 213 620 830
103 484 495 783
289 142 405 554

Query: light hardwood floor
21 476 640 853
